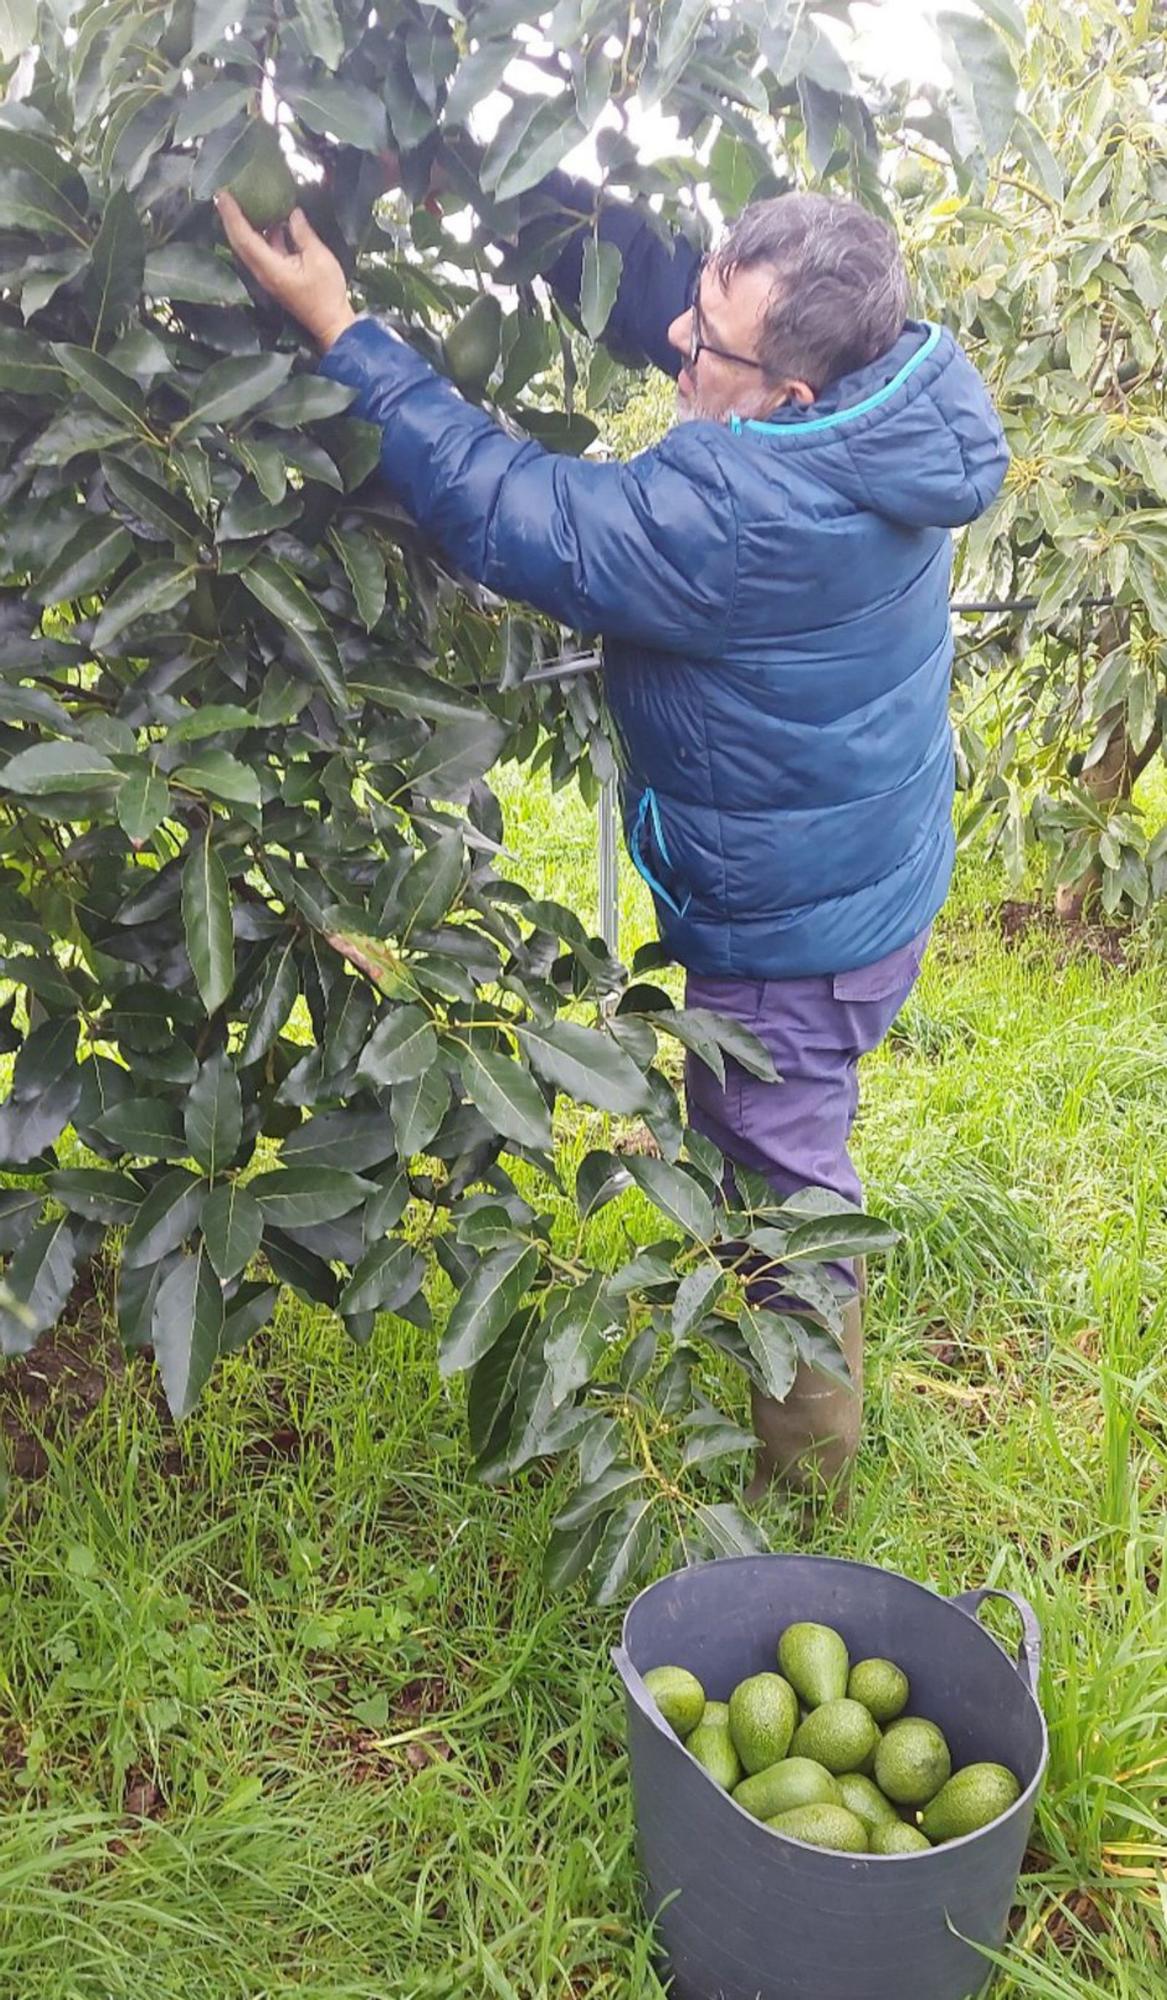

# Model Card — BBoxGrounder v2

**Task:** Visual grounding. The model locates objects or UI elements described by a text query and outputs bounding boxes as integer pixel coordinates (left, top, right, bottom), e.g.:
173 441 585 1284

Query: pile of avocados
643 1621 1021 1857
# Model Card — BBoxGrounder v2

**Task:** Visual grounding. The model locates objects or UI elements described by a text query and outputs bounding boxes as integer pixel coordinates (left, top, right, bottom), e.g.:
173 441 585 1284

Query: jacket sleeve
319 318 736 650
507 171 699 379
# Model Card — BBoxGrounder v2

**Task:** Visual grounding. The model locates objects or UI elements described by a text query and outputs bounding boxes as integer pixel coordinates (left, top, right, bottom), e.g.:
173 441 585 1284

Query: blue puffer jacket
321 187 1007 979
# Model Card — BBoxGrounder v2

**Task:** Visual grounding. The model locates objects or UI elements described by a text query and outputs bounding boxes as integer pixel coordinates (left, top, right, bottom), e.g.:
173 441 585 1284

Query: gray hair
712 193 910 392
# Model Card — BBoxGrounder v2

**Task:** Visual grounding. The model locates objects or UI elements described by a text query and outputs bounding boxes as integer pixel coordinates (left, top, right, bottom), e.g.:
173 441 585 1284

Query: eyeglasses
686 254 767 373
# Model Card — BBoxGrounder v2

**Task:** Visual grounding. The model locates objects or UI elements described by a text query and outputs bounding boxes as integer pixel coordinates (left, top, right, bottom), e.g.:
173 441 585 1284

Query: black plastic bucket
613 1554 1047 2000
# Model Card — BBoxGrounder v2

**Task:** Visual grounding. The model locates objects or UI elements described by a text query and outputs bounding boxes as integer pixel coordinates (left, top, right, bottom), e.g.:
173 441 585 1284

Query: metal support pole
598 776 619 954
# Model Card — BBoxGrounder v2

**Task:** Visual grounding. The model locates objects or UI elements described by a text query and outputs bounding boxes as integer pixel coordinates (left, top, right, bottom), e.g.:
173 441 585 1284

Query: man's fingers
215 190 290 287
285 207 322 255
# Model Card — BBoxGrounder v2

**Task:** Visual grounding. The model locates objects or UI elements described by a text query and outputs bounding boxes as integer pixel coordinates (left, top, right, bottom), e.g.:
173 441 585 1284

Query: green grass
1 768 1165 1999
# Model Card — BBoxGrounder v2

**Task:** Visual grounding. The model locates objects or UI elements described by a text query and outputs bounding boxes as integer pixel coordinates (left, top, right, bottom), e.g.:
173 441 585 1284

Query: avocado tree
904 0 1167 919
0 0 1011 1596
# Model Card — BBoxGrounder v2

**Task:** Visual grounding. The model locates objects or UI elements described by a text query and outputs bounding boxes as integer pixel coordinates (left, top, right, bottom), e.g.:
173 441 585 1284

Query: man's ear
786 379 816 406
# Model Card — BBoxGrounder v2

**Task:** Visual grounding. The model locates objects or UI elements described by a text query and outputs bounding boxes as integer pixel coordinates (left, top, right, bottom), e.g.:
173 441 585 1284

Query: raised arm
509 170 700 379
318 318 735 646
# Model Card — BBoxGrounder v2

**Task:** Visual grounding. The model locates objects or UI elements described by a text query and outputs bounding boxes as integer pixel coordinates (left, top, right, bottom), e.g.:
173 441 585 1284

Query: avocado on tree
0 0 1012 1598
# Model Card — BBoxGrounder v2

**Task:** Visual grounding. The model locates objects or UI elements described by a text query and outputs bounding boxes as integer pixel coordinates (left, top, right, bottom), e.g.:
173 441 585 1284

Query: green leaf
542 1513 607 1593
391 1066 449 1156
330 526 387 632
190 0 244 58
543 1273 614 1402
0 324 65 396
690 1502 770 1557
625 1157 715 1242
51 344 145 426
337 1238 421 1317
123 1168 206 1268
1 739 118 795
173 749 262 825
480 93 584 203
85 185 145 343
181 351 295 432
34 515 132 605
103 458 204 543
151 1244 223 1421
575 1148 630 1220
282 1109 396 1174
1013 112 1063 205
968 0 1026 40
673 1262 723 1337
92 559 194 652
201 1181 263 1283
0 1217 77 1356
47 1168 143 1226
580 236 623 343
457 1043 552 1152
117 765 171 844
143 243 248 307
26 408 132 465
93 1098 189 1162
738 1305 799 1401
782 1212 899 1262
184 1051 242 1174
517 1021 650 1115
397 831 464 934
438 1242 541 1378
588 1499 659 1606
182 833 234 1015
238 942 299 1065
409 715 509 798
284 81 388 151
0 1190 45 1253
258 375 355 425
221 1280 278 1354
681 1422 758 1469
555 1462 644 1532
173 81 252 143
679 1008 778 1082
249 1166 375 1229
357 1005 438 1086
293 0 343 68
239 551 321 629
937 9 1018 159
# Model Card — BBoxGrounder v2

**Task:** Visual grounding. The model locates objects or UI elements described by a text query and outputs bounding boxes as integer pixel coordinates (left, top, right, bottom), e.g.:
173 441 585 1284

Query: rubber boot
744 1260 866 1506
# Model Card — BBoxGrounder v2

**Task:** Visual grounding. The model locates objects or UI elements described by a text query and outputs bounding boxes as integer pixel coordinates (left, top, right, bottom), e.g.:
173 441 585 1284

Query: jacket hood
729 320 1008 530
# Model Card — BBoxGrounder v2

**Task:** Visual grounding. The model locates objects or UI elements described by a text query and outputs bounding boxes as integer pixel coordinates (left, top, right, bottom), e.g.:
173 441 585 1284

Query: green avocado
871 1819 933 1855
778 1622 849 1708
790 1698 879 1776
847 1657 910 1726
642 1665 705 1740
874 1718 952 1809
767 1803 869 1853
733 1758 841 1821
443 292 503 392
728 1673 799 1775
920 1763 1021 1844
686 1713 742 1792
221 121 299 231
836 1772 899 1833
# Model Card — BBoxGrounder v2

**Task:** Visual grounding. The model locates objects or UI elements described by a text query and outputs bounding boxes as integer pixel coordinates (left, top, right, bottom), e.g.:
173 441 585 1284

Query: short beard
672 388 723 427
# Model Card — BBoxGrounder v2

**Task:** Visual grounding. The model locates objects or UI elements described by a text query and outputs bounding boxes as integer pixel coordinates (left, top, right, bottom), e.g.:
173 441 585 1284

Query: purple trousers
685 932 928 1289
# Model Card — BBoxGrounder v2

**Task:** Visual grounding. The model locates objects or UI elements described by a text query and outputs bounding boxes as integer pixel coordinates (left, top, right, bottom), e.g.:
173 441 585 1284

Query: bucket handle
950 1586 1042 1696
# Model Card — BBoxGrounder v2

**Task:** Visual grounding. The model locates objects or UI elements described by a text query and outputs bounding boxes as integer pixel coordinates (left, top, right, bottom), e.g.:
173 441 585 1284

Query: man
217 166 1007 1500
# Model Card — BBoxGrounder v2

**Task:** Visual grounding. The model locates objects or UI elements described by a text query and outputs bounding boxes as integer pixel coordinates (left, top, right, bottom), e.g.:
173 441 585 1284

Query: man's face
667 258 811 425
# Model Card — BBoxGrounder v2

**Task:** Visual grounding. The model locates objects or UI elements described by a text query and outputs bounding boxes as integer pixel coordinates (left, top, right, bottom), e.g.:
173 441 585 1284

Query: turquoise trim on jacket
729 323 944 439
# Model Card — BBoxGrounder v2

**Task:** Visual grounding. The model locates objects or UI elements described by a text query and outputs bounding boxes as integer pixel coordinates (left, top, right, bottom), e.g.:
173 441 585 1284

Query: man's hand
215 191 357 352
